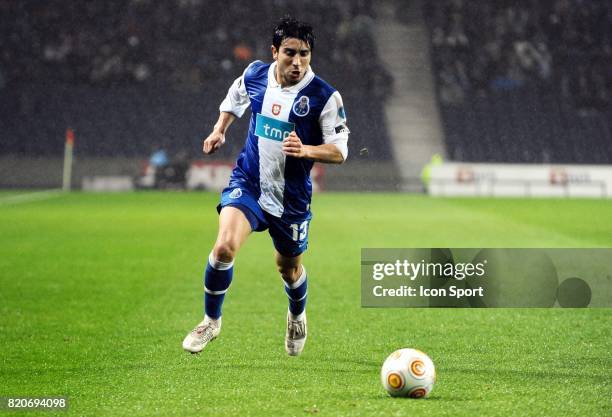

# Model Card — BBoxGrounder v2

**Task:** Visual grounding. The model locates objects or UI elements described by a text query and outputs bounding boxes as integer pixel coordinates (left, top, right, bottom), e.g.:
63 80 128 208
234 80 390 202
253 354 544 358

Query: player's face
272 38 311 87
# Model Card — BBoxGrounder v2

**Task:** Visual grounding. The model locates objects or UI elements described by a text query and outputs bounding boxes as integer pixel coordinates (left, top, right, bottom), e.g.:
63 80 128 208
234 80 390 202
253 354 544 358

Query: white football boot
182 316 221 353
285 311 307 356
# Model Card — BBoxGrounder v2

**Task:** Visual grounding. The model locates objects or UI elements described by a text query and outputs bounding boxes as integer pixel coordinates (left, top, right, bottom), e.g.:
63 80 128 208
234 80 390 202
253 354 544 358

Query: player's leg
277 251 307 317
276 251 308 356
182 207 252 353
205 206 252 318
267 214 310 356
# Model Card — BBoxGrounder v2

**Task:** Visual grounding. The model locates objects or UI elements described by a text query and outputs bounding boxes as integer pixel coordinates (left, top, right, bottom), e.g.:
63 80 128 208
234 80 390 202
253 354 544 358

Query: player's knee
213 241 237 263
278 264 301 283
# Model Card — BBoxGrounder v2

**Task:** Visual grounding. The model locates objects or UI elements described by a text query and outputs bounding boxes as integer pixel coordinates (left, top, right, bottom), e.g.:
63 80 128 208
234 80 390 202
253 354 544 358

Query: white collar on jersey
268 62 315 93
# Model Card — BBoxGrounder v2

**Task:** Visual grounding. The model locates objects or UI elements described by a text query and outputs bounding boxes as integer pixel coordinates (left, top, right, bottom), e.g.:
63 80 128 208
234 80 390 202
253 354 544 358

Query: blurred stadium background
0 0 611 195
2 2 611 415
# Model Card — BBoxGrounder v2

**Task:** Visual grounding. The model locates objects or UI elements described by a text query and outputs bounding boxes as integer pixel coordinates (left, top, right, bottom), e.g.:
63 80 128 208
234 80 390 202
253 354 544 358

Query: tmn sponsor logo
255 113 295 142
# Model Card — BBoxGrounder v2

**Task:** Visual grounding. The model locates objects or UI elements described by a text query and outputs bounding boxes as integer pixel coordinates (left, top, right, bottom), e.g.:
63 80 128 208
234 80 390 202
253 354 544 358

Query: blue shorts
217 186 311 258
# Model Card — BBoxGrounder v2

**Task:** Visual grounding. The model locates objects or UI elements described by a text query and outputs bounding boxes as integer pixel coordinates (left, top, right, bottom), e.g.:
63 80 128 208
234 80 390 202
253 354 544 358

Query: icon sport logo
272 104 281 115
292 96 310 117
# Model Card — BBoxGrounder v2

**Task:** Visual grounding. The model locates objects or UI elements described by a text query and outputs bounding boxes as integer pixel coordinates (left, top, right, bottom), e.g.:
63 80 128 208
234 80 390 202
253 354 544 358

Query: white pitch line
0 189 64 206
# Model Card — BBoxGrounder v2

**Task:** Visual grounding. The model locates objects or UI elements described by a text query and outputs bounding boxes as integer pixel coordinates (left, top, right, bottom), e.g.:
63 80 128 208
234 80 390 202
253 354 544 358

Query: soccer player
182 17 349 356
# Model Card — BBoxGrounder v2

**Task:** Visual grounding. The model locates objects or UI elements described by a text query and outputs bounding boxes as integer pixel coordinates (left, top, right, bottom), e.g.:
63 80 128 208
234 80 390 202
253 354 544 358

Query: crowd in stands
0 0 393 159
0 0 379 89
425 0 611 111
425 0 612 164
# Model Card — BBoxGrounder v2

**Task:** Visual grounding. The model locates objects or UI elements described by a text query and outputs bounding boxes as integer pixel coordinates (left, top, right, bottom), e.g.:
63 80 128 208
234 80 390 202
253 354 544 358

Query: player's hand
282 132 307 158
202 130 225 155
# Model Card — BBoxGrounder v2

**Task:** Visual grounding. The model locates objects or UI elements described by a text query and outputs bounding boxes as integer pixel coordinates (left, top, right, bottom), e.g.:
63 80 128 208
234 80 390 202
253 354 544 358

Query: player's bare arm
202 111 236 155
282 131 345 164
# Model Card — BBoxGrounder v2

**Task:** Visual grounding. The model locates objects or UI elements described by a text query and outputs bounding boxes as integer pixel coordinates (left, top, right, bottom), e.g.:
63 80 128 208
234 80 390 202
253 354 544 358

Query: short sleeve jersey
219 61 349 222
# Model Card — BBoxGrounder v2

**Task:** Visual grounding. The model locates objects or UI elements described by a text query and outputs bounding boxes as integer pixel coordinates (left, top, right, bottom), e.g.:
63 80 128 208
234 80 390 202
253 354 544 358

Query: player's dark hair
273 16 315 51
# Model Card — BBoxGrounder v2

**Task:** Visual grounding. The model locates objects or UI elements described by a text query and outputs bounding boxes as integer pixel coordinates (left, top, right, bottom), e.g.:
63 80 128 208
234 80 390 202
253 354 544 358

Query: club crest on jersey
292 96 310 117
229 188 242 199
272 104 281 115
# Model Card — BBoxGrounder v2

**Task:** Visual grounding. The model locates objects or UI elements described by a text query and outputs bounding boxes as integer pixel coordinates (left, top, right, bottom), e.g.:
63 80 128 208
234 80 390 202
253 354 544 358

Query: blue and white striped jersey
220 60 349 222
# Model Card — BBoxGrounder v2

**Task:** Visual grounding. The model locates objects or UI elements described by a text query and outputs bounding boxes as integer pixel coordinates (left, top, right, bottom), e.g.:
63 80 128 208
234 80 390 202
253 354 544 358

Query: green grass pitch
1 191 610 416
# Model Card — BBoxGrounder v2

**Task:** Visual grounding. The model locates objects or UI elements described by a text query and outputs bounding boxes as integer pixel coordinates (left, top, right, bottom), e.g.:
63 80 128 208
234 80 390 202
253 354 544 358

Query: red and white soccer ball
381 348 436 398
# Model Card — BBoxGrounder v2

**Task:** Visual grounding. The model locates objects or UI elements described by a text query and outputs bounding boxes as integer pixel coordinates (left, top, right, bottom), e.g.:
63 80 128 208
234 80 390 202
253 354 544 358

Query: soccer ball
381 348 436 398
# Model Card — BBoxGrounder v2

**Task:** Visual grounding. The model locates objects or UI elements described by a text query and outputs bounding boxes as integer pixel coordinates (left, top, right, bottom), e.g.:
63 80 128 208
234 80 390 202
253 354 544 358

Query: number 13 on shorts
290 220 309 242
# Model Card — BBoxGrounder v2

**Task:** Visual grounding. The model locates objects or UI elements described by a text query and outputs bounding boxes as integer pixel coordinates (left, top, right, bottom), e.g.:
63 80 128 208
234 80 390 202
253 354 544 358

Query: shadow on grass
188 360 376 375
358 393 473 402
180 351 382 375
445 365 611 383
